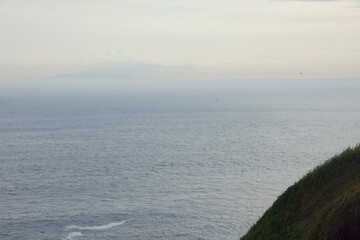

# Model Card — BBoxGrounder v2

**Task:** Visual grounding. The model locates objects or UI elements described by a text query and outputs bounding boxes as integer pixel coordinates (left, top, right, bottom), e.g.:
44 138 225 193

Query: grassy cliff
241 145 360 240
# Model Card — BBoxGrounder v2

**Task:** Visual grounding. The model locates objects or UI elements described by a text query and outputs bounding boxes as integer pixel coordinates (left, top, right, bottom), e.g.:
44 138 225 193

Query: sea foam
64 231 83 240
65 220 128 231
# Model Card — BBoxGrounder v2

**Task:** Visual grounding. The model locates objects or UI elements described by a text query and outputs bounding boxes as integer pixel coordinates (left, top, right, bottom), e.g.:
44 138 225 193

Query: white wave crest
64 231 83 240
65 220 127 231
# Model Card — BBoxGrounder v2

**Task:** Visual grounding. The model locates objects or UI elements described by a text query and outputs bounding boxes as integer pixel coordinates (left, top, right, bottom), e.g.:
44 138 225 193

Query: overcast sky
1 0 360 89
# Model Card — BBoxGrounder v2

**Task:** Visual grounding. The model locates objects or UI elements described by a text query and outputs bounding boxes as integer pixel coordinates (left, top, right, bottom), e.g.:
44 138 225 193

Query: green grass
241 144 360 240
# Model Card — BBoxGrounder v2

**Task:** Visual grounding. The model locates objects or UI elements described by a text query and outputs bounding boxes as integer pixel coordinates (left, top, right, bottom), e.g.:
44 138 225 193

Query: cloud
278 0 340 1
1 0 359 84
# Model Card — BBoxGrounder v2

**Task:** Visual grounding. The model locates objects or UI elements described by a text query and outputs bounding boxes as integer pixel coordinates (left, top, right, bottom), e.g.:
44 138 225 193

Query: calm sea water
1 89 359 240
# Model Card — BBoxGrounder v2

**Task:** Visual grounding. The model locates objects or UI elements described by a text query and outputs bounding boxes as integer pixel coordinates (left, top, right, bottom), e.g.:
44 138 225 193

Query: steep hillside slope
241 145 360 240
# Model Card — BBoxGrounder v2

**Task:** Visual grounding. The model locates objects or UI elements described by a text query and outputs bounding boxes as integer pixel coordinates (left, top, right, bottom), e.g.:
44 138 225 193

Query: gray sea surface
1 89 360 240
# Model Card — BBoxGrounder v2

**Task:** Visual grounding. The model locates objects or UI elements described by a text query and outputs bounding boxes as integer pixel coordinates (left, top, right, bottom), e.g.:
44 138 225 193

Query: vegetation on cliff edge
241 145 360 240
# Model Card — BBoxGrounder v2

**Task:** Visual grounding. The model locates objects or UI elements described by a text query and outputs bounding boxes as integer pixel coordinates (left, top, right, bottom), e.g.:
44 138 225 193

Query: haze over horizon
1 0 360 90
2 2 360 239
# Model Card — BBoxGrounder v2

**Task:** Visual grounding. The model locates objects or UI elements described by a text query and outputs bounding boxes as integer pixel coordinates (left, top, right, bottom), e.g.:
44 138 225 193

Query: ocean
1 89 359 240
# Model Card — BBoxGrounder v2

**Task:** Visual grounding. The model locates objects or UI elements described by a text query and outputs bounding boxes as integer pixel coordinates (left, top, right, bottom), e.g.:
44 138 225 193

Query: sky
1 0 360 90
